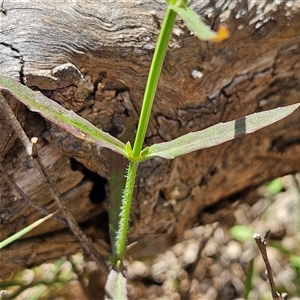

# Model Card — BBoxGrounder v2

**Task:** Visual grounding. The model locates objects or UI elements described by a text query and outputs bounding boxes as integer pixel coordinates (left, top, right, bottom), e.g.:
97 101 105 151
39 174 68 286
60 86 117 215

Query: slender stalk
0 92 107 271
0 92 32 156
113 6 178 263
32 142 108 272
132 7 177 159
115 161 139 263
0 161 66 225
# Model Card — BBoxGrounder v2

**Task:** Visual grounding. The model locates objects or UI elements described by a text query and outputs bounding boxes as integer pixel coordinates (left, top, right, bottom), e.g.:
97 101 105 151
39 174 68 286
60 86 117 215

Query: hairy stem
115 161 139 263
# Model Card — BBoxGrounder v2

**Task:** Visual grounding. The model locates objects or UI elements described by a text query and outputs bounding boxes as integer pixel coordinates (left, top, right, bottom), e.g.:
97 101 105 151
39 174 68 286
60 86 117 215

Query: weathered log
0 0 300 275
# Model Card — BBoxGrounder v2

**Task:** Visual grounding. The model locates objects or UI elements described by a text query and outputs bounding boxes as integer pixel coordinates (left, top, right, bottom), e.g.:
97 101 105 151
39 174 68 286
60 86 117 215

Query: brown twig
0 92 33 156
0 92 66 225
31 138 108 272
291 174 300 196
0 91 108 272
253 231 288 300
0 161 66 225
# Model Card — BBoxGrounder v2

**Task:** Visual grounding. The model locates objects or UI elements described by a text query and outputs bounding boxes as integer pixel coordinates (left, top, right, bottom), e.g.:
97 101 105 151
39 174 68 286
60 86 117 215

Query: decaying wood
0 0 300 274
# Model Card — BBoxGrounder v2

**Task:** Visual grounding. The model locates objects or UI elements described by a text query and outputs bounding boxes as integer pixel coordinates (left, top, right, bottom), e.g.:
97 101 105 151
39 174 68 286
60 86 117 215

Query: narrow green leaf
105 269 127 300
146 104 299 160
0 75 126 156
265 178 284 195
168 5 229 41
0 211 57 249
230 225 254 243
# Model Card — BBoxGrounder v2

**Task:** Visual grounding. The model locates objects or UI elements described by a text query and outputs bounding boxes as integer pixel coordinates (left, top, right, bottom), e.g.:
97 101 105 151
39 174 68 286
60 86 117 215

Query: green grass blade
0 211 57 249
0 75 126 156
145 104 299 160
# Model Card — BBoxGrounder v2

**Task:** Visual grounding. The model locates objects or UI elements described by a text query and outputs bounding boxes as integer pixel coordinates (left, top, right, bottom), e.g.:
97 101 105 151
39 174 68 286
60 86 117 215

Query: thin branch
32 138 108 272
0 92 108 272
0 161 66 225
0 92 66 225
0 92 32 156
292 174 300 195
253 231 288 300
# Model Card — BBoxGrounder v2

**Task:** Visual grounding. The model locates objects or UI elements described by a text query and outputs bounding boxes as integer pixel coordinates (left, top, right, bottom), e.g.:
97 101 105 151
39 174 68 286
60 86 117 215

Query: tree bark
0 0 300 275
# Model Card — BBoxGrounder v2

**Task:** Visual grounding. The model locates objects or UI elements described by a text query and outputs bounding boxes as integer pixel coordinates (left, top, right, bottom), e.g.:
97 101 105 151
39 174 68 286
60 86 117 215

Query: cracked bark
0 0 300 275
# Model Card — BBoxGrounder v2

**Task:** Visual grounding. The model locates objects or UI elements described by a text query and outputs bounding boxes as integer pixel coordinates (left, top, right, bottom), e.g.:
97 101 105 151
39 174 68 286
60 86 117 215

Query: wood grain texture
0 0 300 274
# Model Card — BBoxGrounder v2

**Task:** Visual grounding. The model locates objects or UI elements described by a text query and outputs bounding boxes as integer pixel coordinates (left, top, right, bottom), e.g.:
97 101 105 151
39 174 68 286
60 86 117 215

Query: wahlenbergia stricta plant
0 0 299 298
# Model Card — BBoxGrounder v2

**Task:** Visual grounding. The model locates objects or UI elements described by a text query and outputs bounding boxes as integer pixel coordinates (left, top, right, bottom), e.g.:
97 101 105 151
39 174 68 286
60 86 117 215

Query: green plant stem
115 161 139 263
132 7 177 159
113 5 177 264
